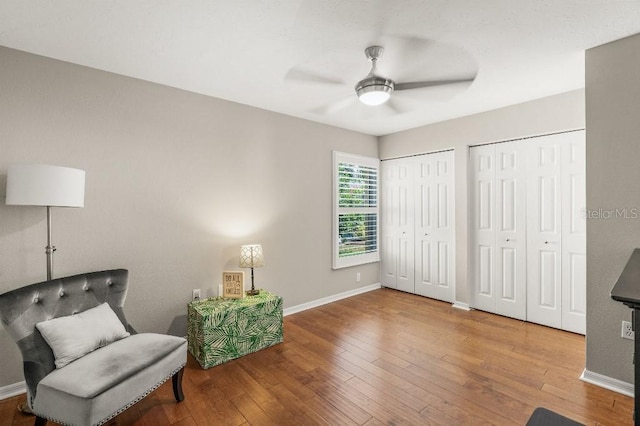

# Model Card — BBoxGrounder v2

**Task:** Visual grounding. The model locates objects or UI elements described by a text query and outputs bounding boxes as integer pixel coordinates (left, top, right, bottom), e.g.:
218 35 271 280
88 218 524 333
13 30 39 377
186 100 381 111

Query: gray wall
4 34 631 390
379 90 585 305
585 33 640 384
0 46 379 387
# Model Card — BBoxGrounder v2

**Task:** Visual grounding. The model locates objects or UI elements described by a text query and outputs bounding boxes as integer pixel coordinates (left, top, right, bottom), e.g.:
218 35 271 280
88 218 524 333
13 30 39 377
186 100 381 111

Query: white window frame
332 151 380 269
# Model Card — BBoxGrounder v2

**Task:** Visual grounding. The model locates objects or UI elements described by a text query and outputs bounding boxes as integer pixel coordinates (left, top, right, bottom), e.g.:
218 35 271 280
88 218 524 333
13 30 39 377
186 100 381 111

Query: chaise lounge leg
34 416 47 426
172 367 185 402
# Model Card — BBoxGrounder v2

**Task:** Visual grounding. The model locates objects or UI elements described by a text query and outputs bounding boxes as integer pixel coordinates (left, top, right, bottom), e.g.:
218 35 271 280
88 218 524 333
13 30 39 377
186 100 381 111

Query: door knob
505 238 510 242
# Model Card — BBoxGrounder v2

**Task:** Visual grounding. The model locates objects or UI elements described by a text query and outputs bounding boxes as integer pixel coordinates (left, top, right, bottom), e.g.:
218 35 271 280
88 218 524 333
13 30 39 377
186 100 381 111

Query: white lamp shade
6 164 85 207
239 244 265 268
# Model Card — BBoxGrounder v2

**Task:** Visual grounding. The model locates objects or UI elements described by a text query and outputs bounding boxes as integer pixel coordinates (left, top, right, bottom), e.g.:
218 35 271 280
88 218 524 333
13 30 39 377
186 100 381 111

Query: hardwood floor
0 288 633 425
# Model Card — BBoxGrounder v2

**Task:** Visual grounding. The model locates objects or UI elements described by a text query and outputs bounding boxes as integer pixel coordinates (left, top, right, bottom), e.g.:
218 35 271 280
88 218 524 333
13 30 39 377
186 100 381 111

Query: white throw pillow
36 302 130 368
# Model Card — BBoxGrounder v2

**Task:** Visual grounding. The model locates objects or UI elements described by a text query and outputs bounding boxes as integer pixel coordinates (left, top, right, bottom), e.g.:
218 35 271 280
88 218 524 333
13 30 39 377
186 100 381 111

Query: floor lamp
6 164 85 280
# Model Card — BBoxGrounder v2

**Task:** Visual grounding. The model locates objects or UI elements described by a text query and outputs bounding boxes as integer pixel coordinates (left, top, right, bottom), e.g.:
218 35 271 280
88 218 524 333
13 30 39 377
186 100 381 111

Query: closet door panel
437 241 449 286
527 136 563 329
415 151 455 302
398 168 412 228
495 141 527 320
380 161 398 288
415 156 436 295
431 152 455 301
396 160 415 293
478 245 493 298
470 145 497 313
539 250 559 307
415 158 434 291
561 132 586 334
435 173 452 289
500 247 516 300
418 239 432 285
397 234 413 292
381 234 397 288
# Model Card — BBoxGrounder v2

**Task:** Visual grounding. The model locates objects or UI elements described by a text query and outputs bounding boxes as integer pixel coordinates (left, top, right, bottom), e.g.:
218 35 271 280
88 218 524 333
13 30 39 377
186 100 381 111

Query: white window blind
333 151 380 269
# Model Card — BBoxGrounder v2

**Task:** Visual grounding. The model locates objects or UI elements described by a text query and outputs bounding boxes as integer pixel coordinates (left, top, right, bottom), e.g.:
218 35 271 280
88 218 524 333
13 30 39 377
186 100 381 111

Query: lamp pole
5 164 85 282
45 206 56 280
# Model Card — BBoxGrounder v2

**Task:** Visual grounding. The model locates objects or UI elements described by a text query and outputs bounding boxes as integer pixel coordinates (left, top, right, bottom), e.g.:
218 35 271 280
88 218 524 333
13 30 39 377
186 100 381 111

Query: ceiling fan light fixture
355 77 394 106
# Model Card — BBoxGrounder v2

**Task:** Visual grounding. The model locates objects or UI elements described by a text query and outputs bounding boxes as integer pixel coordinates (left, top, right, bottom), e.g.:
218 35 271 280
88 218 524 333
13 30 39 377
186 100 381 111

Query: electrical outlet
356 272 361 282
192 289 201 301
622 321 635 340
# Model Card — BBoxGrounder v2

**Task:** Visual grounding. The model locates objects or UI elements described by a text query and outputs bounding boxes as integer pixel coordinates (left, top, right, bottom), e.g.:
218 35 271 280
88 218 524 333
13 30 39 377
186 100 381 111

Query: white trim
467 128 585 149
452 301 471 311
0 381 26 400
332 151 381 270
0 283 379 401
284 283 381 316
580 369 634 397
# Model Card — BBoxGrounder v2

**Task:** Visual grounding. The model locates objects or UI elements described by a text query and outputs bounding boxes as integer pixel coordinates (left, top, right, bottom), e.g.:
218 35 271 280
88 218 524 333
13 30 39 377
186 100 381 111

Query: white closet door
561 132 586 334
470 144 497 313
415 150 455 302
526 134 563 329
380 161 398 288
495 141 527 320
396 160 415 293
380 158 414 292
470 132 585 333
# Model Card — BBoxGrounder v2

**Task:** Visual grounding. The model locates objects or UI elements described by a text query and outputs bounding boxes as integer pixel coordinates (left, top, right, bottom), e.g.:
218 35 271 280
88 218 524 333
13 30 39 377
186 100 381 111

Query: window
332 151 379 269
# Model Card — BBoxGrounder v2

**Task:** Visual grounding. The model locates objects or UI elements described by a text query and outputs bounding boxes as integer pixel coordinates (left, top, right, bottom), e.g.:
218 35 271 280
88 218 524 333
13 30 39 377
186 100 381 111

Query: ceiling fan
355 45 475 106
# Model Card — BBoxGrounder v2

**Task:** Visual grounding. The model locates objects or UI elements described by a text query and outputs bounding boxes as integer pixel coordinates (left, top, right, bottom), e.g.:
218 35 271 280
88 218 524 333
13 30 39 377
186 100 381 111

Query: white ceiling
1 1 640 136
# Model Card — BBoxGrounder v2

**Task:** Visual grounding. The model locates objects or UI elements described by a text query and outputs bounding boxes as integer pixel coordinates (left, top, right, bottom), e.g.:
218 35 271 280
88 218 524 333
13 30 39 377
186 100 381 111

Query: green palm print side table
187 291 283 369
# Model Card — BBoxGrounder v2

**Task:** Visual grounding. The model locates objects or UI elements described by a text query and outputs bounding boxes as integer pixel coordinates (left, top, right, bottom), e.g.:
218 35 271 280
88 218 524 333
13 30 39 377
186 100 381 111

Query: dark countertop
611 248 640 308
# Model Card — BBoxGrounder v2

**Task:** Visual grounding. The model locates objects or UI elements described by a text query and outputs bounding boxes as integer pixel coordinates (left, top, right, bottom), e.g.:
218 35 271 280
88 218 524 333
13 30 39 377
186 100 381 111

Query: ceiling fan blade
395 78 475 91
384 98 410 115
310 96 355 115
284 68 345 85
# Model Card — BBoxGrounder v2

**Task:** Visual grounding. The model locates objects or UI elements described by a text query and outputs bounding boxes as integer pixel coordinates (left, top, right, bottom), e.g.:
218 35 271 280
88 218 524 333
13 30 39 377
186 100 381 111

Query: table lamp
239 244 264 296
6 164 85 280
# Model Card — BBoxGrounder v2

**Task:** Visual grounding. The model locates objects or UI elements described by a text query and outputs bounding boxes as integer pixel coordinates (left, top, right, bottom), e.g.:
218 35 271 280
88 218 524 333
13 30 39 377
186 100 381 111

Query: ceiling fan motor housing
355 77 394 105
364 45 384 61
356 45 394 105
355 76 395 98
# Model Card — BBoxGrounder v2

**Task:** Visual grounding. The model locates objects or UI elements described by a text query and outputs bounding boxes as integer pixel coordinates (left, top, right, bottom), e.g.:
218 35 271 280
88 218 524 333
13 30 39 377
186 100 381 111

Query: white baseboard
0 284 382 401
580 369 634 397
452 301 471 311
283 283 381 316
0 381 25 400
4 298 626 404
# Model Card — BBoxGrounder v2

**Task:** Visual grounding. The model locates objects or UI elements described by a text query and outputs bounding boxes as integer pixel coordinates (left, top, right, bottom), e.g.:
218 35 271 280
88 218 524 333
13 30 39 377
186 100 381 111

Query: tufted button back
0 269 130 403
2 272 129 327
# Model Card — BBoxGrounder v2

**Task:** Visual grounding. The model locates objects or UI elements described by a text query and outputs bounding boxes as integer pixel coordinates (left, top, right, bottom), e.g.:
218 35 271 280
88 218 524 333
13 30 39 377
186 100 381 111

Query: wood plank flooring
0 288 633 425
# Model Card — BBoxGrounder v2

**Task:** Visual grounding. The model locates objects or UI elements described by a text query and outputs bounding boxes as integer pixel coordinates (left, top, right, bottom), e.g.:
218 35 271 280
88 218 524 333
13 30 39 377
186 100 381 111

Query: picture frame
222 271 244 299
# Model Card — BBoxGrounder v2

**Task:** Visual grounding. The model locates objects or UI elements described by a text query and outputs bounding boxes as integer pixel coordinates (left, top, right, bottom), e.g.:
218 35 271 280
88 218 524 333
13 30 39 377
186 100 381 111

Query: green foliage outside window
338 162 377 258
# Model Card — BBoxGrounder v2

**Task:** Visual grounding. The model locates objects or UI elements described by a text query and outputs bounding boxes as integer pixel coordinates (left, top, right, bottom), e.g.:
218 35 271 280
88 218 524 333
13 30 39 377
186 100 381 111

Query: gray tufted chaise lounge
0 269 187 426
